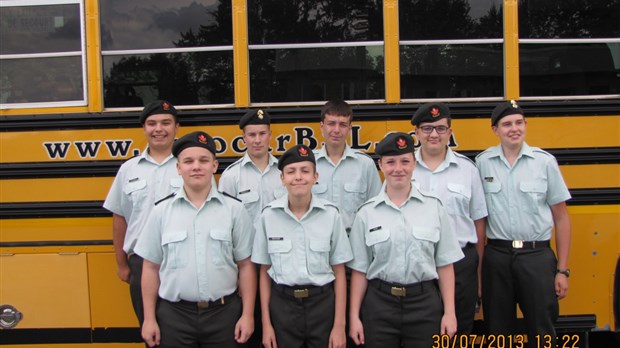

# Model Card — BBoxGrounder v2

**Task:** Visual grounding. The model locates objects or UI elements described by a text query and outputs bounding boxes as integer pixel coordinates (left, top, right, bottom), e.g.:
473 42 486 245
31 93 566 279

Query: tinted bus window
399 0 503 99
247 0 384 103
100 0 233 107
0 1 85 107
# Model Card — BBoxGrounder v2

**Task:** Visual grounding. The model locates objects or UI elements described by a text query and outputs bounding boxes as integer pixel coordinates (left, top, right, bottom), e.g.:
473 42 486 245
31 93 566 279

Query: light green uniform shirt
347 185 463 284
475 142 571 241
313 145 382 230
251 194 353 286
414 148 488 248
134 185 254 302
103 149 182 254
219 153 284 223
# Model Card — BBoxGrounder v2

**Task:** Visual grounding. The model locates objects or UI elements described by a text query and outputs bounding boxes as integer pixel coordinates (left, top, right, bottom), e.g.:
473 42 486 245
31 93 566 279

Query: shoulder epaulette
221 191 242 202
356 198 376 212
453 151 476 165
532 147 553 157
154 192 176 206
222 157 243 173
475 149 492 160
323 201 340 213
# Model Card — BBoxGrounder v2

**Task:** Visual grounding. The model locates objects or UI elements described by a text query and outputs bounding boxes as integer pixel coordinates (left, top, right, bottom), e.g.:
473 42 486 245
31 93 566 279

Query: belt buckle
294 289 309 299
197 301 210 309
512 240 524 249
391 287 406 297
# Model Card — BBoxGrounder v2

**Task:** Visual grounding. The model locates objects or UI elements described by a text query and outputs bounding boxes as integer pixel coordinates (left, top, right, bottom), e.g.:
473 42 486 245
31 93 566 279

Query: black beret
140 100 178 124
491 100 524 126
239 109 270 129
278 144 315 171
375 132 415 157
411 103 451 126
172 131 217 158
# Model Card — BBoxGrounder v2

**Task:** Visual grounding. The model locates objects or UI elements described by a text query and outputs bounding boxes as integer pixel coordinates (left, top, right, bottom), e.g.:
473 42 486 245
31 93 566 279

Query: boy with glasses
411 103 488 334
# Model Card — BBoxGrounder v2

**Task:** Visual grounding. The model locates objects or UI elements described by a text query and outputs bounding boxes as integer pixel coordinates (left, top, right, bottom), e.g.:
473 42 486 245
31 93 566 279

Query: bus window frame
0 0 87 110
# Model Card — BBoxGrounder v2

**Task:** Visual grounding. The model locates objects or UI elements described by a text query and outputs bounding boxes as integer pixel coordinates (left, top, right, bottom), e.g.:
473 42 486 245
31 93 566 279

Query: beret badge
162 102 170 111
298 146 309 157
430 107 440 117
510 100 519 109
198 134 207 144
257 109 264 119
396 137 407 149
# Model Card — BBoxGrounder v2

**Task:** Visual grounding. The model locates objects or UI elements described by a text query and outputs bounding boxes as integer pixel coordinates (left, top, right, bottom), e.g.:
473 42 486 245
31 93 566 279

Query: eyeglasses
418 126 450 134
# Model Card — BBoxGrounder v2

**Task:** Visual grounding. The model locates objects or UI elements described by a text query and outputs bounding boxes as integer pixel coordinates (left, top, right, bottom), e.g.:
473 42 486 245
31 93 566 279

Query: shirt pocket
519 181 547 215
312 183 328 196
446 182 471 217
267 239 292 275
210 229 233 267
308 239 331 274
123 179 147 212
343 182 366 213
411 226 439 256
482 181 503 213
365 228 390 257
162 230 188 269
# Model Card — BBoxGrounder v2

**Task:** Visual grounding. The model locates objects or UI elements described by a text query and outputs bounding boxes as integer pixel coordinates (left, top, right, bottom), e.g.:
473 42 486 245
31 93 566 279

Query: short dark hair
320 99 352 122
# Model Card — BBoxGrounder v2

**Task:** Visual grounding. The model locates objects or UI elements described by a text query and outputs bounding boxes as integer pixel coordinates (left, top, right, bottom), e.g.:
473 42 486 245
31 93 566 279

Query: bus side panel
0 253 90 328
87 252 139 328
562 206 620 331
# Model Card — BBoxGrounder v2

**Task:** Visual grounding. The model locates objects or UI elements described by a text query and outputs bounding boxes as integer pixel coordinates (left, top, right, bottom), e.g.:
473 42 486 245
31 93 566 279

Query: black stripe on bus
0 240 112 248
0 327 142 344
2 99 620 131
1 147 619 179
0 188 618 220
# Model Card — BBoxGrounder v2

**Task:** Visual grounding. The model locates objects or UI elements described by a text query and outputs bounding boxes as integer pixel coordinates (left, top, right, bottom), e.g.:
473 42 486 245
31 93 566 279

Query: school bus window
102 51 234 107
519 0 620 39
100 0 233 108
399 0 504 100
0 1 85 107
247 0 384 103
518 0 620 98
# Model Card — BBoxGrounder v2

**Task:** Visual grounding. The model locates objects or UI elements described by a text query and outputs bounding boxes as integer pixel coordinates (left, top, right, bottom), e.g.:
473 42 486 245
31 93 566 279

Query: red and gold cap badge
198 134 207 144
396 137 407 149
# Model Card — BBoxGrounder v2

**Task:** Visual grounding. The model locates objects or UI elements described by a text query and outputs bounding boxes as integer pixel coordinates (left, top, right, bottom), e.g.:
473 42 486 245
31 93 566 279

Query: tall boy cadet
252 144 353 348
135 131 256 347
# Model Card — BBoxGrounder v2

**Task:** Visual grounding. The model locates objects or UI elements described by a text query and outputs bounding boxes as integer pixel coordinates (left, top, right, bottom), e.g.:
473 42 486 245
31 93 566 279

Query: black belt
462 242 476 250
488 239 550 249
369 279 436 297
170 292 237 309
272 282 332 299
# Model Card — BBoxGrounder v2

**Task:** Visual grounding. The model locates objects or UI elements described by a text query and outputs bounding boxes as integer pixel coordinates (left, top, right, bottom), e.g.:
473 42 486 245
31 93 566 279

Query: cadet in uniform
313 99 382 232
476 101 571 347
411 103 488 334
219 109 283 223
348 132 463 347
135 131 256 348
252 144 353 348
103 100 182 329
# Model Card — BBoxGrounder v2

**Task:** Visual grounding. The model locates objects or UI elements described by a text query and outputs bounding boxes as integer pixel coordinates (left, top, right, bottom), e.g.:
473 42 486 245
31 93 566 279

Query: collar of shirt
269 193 328 219
315 144 356 163
172 185 224 209
240 152 279 170
372 183 426 209
415 147 458 173
138 147 175 166
487 142 535 166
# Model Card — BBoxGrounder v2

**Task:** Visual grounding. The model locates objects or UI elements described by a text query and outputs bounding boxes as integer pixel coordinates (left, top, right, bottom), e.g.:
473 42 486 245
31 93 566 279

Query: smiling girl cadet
347 132 463 347
251 144 353 348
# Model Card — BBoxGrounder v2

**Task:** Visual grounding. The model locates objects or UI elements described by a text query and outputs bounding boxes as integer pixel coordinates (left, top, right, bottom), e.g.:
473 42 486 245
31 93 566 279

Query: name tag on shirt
239 189 251 194
369 226 382 232
269 237 284 241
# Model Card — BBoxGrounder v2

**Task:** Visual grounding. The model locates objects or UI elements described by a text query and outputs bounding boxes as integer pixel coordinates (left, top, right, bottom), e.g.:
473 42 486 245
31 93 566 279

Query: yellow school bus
1 0 618 346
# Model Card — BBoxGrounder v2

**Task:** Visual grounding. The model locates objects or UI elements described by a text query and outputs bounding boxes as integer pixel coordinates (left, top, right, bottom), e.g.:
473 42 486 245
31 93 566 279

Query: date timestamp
431 334 581 348
432 334 526 348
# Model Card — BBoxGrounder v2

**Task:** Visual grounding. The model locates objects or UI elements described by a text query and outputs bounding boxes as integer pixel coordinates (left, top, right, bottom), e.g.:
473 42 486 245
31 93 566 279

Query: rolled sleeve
434 203 464 267
329 213 353 265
